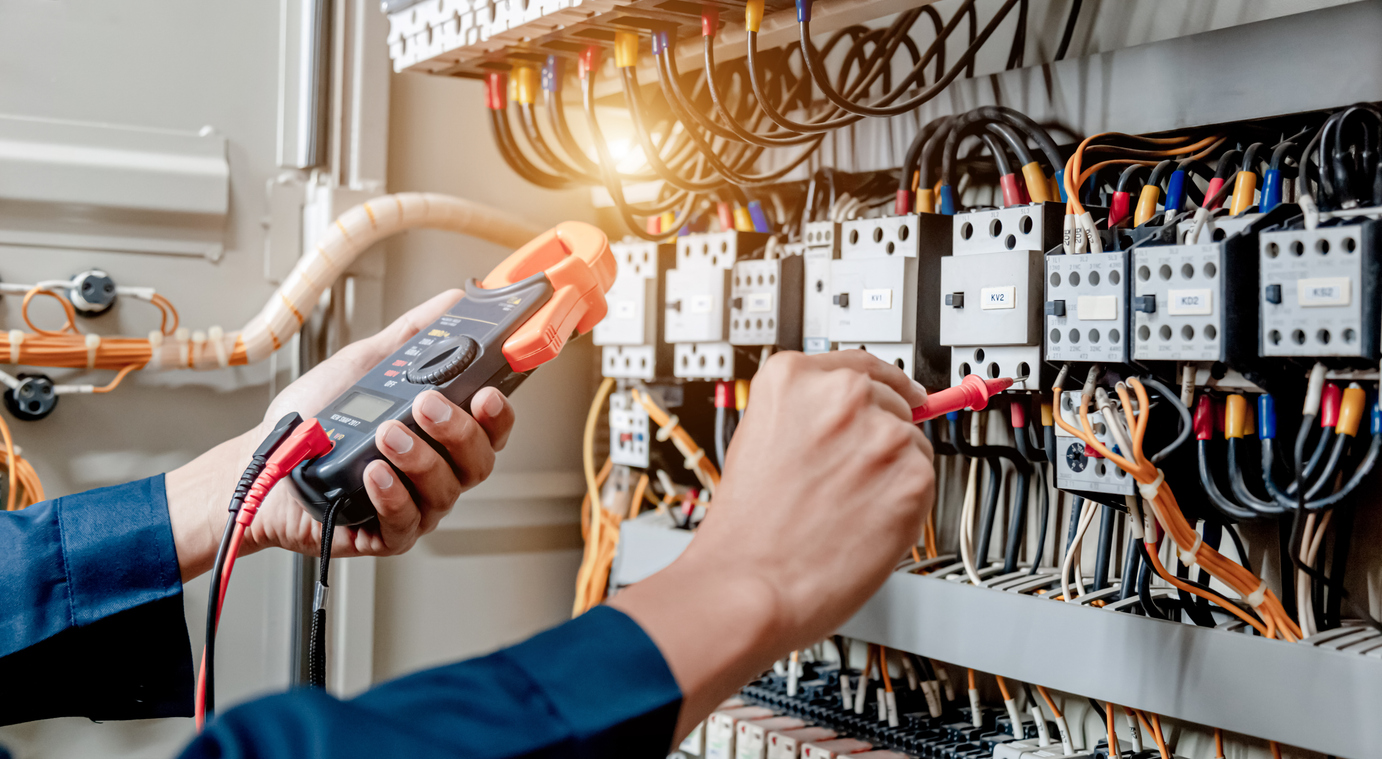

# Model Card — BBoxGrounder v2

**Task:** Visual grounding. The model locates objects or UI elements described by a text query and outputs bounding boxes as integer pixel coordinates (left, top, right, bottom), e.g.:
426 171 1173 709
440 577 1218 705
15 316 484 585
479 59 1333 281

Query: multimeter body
290 221 615 526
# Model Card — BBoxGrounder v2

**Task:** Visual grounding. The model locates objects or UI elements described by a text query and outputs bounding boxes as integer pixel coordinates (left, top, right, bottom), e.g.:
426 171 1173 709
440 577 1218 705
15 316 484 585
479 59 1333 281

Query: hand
609 350 935 740
166 290 516 580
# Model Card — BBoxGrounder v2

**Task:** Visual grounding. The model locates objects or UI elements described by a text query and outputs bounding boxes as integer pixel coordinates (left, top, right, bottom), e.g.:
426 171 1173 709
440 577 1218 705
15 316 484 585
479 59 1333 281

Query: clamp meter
291 221 616 526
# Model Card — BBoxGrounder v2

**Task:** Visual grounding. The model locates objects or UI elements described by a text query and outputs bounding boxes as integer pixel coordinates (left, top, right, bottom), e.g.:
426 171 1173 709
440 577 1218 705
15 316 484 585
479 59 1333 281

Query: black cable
1091 505 1115 591
975 459 1002 570
202 412 302 719
1304 432 1349 500
1137 541 1169 620
1053 0 1083 61
1118 534 1141 601
1325 499 1357 629
1197 439 1258 521
1004 0 1028 70
701 36 823 147
1027 466 1050 574
923 418 958 456
1224 523 1253 577
489 107 571 190
1139 377 1192 463
1227 437 1283 514
1063 495 1085 558
309 498 346 689
1001 467 1029 574
621 67 734 192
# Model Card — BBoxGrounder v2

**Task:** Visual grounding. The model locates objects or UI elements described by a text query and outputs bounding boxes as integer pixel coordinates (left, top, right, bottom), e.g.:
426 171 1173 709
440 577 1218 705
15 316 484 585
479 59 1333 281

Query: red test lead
911 374 1018 424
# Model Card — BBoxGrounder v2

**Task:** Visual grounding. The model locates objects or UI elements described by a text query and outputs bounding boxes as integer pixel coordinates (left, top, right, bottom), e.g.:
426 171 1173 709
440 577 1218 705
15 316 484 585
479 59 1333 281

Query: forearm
165 425 262 582
608 546 784 745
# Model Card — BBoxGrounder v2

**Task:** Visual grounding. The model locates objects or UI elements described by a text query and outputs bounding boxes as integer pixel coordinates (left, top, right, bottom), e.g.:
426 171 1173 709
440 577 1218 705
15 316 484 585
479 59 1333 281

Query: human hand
166 290 515 580
609 350 935 739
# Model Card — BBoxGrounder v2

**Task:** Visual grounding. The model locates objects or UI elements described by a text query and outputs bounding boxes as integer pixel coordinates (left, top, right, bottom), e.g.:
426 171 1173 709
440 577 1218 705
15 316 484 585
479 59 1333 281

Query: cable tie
176 328 191 368
683 448 705 470
7 330 22 365
147 330 164 371
1246 579 1269 609
1138 468 1165 503
655 414 679 442
192 330 208 369
1177 530 1203 567
208 326 230 368
84 333 101 370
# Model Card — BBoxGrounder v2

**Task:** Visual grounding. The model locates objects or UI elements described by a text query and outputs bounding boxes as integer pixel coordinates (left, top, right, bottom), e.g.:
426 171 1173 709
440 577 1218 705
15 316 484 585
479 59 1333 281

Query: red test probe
911 374 1021 424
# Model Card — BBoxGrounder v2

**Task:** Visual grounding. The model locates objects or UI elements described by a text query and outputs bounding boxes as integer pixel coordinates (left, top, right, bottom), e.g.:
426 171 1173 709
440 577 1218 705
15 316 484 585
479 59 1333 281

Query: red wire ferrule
895 189 911 216
701 7 719 37
484 71 506 110
714 381 732 409
1009 397 1027 429
1193 395 1214 441
1320 383 1343 428
1205 177 1225 209
1109 190 1131 227
999 174 1022 208
579 46 599 79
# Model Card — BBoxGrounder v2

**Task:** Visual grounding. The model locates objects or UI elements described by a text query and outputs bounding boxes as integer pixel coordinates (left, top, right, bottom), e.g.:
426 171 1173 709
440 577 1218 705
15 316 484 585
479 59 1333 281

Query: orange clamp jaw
479 221 616 372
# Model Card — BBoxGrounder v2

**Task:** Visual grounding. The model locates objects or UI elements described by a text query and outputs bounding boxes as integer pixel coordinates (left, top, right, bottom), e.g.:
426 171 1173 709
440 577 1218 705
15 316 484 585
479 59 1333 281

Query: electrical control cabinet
1053 391 1137 498
1258 220 1381 360
940 204 1061 389
608 389 650 468
674 341 740 380
1045 251 1131 365
729 256 804 349
802 221 841 355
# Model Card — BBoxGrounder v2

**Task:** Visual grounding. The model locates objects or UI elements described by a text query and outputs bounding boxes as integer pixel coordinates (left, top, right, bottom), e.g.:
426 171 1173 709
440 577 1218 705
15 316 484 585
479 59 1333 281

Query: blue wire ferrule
795 0 811 23
946 411 959 421
939 185 956 215
1258 394 1276 440
541 56 561 92
651 30 669 55
1261 168 1282 213
1054 169 1068 202
1165 170 1186 215
748 200 770 233
1371 396 1381 435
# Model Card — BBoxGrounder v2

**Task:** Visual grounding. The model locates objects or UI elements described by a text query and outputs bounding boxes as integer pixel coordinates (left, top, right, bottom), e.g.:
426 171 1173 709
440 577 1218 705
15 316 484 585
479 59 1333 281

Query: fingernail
417 392 453 424
381 425 414 454
368 464 395 490
480 390 504 418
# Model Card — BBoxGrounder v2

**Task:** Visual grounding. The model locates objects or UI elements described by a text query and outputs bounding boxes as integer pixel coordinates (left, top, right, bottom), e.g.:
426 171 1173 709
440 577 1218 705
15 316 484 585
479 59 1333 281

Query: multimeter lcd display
336 391 395 423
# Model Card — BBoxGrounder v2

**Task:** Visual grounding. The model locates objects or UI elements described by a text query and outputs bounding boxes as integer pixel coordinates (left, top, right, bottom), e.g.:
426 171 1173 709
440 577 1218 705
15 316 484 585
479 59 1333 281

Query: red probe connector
911 374 1017 424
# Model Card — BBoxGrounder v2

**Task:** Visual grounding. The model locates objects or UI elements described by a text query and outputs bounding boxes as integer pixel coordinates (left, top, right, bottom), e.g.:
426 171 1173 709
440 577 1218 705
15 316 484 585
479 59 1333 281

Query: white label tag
614 300 636 319
1167 288 1213 316
705 719 733 759
690 294 714 313
980 286 1017 309
862 289 893 310
747 293 773 312
681 723 705 754
1298 277 1352 307
736 731 766 759
1076 294 1118 320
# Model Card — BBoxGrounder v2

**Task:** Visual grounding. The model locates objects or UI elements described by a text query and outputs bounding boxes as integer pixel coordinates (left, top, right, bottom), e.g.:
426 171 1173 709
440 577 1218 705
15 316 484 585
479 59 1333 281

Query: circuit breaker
1053 391 1137 498
1045 251 1132 364
1258 220 1381 360
608 389 650 468
729 255 804 349
1132 210 1285 366
940 204 1061 390
667 231 768 380
828 217 917 376
802 221 841 355
595 240 675 380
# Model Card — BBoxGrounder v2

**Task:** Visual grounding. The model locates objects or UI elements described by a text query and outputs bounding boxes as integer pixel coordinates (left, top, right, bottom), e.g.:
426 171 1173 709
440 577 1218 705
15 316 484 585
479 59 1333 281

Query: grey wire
1139 376 1192 463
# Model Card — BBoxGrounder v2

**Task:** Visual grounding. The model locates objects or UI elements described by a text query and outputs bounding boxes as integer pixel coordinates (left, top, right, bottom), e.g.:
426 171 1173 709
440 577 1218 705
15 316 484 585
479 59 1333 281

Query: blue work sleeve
0 474 193 724
182 605 683 759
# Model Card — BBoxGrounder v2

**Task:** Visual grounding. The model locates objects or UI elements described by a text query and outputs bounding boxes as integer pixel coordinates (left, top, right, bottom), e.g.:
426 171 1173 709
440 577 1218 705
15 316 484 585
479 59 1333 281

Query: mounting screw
5 374 58 421
68 270 117 316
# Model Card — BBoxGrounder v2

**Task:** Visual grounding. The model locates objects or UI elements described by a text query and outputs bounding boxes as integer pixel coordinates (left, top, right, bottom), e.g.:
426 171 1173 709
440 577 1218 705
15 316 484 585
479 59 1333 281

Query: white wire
1061 502 1099 603
959 412 984 585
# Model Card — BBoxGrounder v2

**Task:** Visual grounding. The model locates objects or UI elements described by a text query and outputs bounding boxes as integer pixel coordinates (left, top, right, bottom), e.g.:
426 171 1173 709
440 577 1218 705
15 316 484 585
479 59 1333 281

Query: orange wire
878 646 894 692
0 411 16 511
1270 741 1283 759
22 289 78 336
995 675 1012 701
1147 713 1170 759
967 668 976 690
1214 728 1225 758
90 364 140 394
1105 702 1118 756
1035 685 1061 718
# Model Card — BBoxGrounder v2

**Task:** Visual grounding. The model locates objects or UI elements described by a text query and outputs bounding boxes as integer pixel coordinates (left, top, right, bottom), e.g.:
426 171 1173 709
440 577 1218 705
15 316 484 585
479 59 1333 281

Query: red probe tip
911 374 1019 424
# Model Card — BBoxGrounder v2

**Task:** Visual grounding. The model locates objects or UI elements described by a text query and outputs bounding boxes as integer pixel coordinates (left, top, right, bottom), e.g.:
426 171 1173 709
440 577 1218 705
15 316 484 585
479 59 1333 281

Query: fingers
869 379 915 424
470 387 516 452
374 414 462 538
406 390 498 533
774 349 927 408
361 458 420 553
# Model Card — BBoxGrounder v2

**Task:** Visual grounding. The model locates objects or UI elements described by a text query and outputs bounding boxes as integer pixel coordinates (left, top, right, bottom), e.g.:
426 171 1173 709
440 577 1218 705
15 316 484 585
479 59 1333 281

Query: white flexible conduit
159 193 544 370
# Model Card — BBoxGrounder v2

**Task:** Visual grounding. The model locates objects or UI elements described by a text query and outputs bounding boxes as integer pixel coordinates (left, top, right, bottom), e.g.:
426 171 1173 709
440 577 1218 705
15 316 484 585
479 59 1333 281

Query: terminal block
802 221 841 354
595 240 674 379
608 389 650 468
673 342 741 380
940 204 1061 390
829 214 950 387
665 231 768 345
729 256 804 349
1053 391 1137 498
1259 220 1381 361
1133 209 1287 366
1045 250 1132 365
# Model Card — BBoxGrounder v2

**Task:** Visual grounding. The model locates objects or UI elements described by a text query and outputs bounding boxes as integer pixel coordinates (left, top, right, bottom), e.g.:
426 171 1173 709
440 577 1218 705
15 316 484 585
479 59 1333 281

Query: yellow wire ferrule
614 32 639 68
1040 400 1053 427
1230 170 1257 216
745 0 765 33
513 65 538 105
1021 162 1050 203
660 211 676 232
733 205 753 232
1338 383 1367 437
1225 394 1247 439
1134 184 1161 227
734 379 750 411
915 188 935 215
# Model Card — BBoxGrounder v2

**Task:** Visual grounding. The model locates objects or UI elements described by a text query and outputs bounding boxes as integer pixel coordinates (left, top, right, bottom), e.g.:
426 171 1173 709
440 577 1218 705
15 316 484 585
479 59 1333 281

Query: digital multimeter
291 221 616 526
